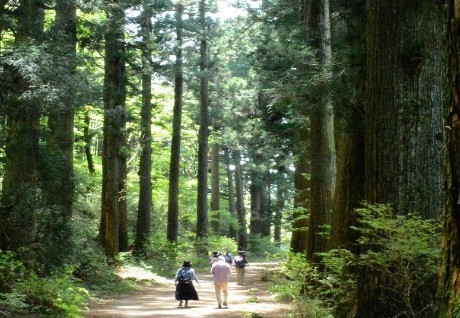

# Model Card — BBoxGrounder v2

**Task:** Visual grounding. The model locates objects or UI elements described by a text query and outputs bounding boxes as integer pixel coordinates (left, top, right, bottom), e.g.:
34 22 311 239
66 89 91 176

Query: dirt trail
84 262 291 317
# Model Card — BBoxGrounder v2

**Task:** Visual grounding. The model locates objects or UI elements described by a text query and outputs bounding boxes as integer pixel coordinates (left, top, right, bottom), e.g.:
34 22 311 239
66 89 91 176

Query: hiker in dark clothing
175 260 200 307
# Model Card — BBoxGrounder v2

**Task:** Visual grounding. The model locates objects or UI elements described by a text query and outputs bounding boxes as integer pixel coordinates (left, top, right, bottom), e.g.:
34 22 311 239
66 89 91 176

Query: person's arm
174 269 180 285
191 269 201 285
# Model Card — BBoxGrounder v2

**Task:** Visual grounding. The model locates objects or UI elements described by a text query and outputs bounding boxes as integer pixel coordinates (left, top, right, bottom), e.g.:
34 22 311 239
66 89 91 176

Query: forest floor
83 261 293 318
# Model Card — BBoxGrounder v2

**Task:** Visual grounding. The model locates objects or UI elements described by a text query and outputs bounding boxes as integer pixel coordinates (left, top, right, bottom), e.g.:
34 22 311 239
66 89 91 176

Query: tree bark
0 0 44 252
290 126 309 253
224 147 237 239
274 180 284 245
354 1 444 316
133 1 153 255
234 150 248 250
83 109 96 174
195 0 210 255
167 0 184 244
328 0 366 254
37 0 77 270
437 1 460 316
99 0 127 258
210 143 221 234
305 0 336 265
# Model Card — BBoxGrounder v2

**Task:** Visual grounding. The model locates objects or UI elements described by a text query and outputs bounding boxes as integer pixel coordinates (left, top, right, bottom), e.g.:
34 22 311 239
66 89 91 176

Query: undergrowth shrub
270 252 334 317
349 203 440 317
14 269 89 317
0 250 26 293
271 203 440 318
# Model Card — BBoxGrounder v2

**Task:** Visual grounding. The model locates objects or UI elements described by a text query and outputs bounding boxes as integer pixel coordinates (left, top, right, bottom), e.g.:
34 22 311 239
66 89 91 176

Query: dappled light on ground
84 262 291 317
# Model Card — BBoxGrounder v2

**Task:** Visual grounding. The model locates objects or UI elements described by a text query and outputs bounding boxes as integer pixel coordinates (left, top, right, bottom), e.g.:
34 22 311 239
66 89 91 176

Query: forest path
83 261 292 318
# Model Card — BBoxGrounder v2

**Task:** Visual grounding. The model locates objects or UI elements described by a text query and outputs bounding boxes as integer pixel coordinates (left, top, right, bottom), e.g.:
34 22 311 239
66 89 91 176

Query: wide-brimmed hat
183 260 191 267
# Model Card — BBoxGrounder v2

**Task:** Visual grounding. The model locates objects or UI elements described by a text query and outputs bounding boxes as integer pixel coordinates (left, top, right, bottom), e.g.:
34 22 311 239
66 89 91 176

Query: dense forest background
1 0 460 317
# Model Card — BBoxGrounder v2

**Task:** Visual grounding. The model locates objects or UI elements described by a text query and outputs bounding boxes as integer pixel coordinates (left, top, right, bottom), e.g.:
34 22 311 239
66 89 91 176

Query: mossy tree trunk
437 1 460 317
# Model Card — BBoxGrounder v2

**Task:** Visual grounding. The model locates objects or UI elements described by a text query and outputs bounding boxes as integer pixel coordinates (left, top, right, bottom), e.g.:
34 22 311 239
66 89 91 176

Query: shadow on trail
84 262 291 317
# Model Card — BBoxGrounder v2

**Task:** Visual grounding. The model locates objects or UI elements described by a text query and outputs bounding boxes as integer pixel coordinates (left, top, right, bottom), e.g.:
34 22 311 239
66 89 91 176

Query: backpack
178 268 192 282
224 254 233 264
235 257 246 268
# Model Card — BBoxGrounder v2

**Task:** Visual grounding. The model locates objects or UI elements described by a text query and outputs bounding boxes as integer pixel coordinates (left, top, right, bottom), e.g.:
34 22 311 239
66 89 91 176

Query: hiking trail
84 261 292 317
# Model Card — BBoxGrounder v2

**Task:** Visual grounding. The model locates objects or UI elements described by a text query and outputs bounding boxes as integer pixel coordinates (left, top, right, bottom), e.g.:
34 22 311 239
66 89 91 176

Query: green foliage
0 293 30 317
73 240 136 297
248 235 288 258
271 252 310 302
0 249 93 318
270 253 334 317
14 270 89 317
316 248 356 308
0 250 26 293
208 235 238 256
272 204 440 318
289 203 440 317
349 203 440 317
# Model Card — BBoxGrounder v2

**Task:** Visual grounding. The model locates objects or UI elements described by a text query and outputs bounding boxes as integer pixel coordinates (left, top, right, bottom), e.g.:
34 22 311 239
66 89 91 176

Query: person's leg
236 268 242 284
222 282 228 306
241 268 246 285
214 283 222 308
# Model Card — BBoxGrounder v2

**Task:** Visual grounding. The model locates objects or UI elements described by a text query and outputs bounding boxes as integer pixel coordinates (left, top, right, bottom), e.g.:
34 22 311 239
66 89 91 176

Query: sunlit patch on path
84 262 291 317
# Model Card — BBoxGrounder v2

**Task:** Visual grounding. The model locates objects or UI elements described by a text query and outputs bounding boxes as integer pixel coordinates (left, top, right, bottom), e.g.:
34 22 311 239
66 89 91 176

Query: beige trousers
214 282 228 305
235 267 246 285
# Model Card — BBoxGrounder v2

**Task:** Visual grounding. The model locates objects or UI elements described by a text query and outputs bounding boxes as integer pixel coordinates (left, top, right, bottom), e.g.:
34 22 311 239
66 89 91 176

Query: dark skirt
175 281 199 301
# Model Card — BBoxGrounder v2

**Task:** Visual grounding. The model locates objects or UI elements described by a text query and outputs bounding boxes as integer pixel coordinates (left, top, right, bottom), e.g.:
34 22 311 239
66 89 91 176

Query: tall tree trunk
167 0 184 244
249 174 271 238
46 0 76 214
354 1 444 316
133 2 153 255
39 0 77 270
329 107 364 253
328 0 365 254
83 109 96 174
118 156 128 252
195 0 209 255
274 180 284 245
249 174 263 236
290 126 309 253
224 147 237 239
210 143 221 234
305 0 336 265
234 150 248 250
99 0 127 258
261 179 271 237
437 1 460 316
0 0 44 252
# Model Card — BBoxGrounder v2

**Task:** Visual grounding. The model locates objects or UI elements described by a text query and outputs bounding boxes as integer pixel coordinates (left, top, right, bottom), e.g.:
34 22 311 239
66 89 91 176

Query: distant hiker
223 251 233 265
209 251 220 267
210 255 232 309
232 251 248 285
175 260 200 308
